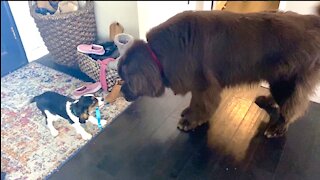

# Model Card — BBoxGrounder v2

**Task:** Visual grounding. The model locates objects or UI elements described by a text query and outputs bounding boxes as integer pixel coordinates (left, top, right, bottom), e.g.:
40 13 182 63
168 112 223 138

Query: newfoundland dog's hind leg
264 79 311 138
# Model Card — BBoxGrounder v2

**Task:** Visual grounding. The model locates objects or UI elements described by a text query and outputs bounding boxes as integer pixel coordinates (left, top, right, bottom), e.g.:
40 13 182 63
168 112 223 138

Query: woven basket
29 1 97 67
77 52 120 92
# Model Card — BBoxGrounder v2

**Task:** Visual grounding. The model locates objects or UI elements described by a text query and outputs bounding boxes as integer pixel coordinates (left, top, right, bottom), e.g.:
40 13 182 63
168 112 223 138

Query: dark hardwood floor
36 55 319 180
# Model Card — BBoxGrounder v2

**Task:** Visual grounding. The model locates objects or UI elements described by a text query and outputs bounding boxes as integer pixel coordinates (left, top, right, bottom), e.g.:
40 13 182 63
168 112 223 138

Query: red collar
146 45 163 74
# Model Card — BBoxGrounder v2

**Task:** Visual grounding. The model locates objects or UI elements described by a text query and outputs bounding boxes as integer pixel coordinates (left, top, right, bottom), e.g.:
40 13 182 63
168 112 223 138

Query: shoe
35 8 56 15
114 33 134 57
77 44 105 55
49 1 60 10
88 42 119 60
37 1 57 12
109 22 124 41
110 33 134 70
102 42 117 56
73 82 102 99
55 1 78 14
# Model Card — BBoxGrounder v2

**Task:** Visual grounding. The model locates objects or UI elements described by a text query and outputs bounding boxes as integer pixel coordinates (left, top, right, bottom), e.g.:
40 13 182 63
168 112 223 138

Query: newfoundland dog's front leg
177 86 221 131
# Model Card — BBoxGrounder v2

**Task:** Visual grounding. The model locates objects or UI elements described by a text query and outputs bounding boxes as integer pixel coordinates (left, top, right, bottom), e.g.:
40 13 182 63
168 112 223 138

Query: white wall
284 1 320 103
94 1 139 42
8 1 49 62
208 1 319 15
137 1 198 40
8 1 140 62
283 1 319 15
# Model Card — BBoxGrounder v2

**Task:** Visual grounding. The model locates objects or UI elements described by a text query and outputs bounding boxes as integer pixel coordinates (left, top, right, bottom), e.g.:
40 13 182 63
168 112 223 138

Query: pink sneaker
73 82 102 99
77 44 105 55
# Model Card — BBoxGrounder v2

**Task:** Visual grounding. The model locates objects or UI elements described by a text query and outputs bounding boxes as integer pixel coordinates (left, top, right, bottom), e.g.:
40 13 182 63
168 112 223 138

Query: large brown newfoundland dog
118 7 320 138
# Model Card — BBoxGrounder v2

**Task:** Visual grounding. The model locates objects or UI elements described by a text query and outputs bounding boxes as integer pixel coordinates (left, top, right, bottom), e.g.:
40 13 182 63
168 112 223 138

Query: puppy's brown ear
79 111 89 124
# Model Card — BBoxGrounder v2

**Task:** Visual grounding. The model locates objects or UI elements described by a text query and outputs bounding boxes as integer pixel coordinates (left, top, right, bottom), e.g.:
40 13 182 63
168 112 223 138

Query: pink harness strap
98 58 117 91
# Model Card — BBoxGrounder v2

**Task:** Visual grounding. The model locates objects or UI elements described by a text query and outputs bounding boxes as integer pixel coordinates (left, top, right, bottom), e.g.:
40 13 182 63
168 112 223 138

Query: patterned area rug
1 62 130 179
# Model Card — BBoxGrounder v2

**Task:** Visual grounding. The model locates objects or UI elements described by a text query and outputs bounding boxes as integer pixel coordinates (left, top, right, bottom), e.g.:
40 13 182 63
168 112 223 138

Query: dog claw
177 116 208 132
264 124 287 138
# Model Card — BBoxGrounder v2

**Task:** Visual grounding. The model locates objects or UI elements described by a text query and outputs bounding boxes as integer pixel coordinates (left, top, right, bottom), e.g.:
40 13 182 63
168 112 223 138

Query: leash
98 58 117 91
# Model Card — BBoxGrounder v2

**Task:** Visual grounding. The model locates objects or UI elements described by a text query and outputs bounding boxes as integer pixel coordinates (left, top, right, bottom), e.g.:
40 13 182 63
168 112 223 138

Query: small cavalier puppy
31 91 106 140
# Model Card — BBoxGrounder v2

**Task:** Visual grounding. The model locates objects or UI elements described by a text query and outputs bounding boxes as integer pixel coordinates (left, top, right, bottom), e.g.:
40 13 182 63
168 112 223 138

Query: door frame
8 1 49 61
1 1 28 77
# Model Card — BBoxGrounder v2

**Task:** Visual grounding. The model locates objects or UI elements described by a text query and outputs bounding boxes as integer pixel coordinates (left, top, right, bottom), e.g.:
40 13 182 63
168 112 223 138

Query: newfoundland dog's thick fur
118 8 320 138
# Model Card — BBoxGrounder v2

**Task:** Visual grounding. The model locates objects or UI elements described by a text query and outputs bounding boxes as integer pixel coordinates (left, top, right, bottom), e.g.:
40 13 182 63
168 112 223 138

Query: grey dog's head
118 40 165 102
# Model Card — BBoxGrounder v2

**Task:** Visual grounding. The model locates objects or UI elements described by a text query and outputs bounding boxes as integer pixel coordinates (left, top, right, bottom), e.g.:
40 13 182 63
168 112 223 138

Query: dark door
1 1 28 77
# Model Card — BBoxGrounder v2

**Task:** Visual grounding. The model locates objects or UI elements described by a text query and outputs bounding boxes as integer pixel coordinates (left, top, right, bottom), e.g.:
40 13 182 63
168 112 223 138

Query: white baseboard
28 46 49 62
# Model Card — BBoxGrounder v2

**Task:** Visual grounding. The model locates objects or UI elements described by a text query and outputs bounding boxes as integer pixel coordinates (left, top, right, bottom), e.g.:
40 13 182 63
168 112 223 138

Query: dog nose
101 98 104 101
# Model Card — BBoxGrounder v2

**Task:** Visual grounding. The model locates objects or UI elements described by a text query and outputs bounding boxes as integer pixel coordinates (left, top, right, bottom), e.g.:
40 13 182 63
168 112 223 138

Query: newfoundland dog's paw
264 121 288 138
177 116 208 132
